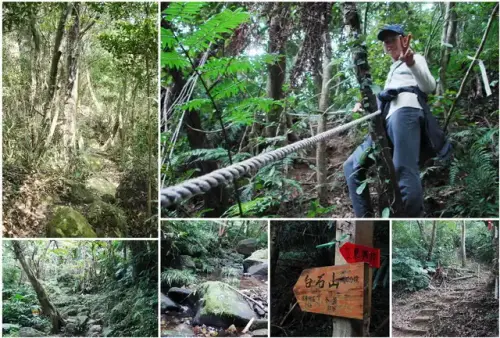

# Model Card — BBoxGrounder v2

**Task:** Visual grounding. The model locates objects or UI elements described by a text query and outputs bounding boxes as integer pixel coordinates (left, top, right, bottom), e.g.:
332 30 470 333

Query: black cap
377 24 405 41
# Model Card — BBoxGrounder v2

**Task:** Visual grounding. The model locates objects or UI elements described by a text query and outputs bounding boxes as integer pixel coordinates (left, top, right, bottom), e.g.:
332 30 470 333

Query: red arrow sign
340 242 380 268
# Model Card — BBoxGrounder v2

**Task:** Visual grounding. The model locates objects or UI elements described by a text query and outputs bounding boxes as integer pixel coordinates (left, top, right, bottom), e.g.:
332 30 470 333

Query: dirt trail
392 262 497 337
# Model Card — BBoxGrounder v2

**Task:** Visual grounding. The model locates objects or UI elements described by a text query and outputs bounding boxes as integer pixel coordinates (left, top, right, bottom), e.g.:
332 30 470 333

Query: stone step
392 325 428 335
413 316 432 323
418 308 439 316
457 301 483 308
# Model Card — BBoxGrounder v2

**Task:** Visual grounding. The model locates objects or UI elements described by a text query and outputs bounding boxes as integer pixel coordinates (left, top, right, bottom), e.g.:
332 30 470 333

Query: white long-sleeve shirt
384 53 436 118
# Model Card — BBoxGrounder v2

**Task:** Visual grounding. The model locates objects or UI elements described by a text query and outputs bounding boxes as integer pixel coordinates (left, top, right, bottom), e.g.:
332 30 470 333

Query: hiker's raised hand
399 34 415 66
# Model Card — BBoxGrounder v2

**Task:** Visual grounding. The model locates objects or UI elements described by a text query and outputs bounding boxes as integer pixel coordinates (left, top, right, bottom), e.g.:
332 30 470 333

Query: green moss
46 207 96 238
86 201 126 237
197 281 243 316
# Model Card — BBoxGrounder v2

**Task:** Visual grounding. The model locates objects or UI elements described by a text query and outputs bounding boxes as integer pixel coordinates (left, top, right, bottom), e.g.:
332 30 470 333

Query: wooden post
332 221 374 337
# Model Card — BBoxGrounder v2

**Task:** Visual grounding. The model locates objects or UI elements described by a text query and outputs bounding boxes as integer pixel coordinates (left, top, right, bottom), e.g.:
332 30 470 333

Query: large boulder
19 327 46 337
46 207 97 238
248 263 268 277
161 293 180 313
243 249 268 272
192 281 256 328
86 201 126 237
167 287 194 305
236 239 258 256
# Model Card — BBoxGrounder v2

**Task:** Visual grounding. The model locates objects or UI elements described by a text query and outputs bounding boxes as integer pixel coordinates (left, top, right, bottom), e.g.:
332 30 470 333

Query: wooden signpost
293 262 369 320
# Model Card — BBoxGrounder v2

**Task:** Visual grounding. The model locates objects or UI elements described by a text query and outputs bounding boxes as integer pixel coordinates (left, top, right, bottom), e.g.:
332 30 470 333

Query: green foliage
448 128 498 217
161 269 197 287
392 248 430 292
465 222 496 263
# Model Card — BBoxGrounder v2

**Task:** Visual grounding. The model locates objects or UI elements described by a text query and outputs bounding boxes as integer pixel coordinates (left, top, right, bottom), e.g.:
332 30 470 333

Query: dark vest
377 86 452 162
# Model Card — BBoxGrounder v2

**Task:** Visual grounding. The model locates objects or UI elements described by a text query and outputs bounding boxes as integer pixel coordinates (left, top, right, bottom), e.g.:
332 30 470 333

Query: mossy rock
192 281 255 328
47 207 97 238
86 201 126 237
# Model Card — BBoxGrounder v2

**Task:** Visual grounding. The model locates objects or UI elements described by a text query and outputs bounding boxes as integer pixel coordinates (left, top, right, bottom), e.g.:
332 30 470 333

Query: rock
86 201 126 237
236 239 258 256
46 207 97 238
254 304 266 317
86 176 117 198
251 319 268 330
161 293 180 313
174 255 196 270
77 315 89 326
243 249 268 272
192 281 256 328
167 287 194 305
3 323 20 333
248 263 268 277
87 324 103 337
19 327 46 337
252 328 269 337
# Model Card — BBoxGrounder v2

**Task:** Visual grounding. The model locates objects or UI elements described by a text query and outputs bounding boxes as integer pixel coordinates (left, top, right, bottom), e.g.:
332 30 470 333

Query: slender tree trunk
265 3 289 138
146 52 153 219
438 2 457 95
342 2 404 216
62 3 80 164
36 3 72 160
316 6 333 206
12 242 65 333
427 221 437 261
43 3 72 117
461 221 466 267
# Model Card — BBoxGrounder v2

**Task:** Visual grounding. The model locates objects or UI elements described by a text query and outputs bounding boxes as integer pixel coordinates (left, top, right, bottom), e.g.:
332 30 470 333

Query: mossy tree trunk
12 241 65 333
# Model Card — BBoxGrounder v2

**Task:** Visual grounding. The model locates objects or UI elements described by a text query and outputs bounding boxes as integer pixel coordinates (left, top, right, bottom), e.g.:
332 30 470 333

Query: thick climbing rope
161 110 381 207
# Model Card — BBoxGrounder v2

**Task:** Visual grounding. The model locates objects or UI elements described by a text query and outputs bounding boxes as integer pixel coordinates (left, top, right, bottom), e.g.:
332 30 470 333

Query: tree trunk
316 6 333 206
342 2 404 216
270 223 281 287
265 3 289 138
12 242 65 333
438 2 457 95
36 3 72 159
461 221 466 267
62 3 81 164
427 221 437 261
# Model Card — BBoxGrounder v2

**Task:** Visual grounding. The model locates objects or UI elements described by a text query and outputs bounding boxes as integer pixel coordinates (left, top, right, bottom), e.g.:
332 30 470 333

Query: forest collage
1 1 499 338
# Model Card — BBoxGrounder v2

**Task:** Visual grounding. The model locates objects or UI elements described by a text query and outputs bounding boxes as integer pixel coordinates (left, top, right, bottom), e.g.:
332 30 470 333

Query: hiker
343 24 452 217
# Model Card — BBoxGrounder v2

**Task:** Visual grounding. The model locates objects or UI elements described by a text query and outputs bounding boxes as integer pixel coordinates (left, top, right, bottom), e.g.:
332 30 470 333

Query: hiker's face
383 34 402 61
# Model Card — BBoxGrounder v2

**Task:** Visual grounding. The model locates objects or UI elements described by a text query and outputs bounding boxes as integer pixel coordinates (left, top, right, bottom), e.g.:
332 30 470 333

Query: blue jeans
343 107 424 217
